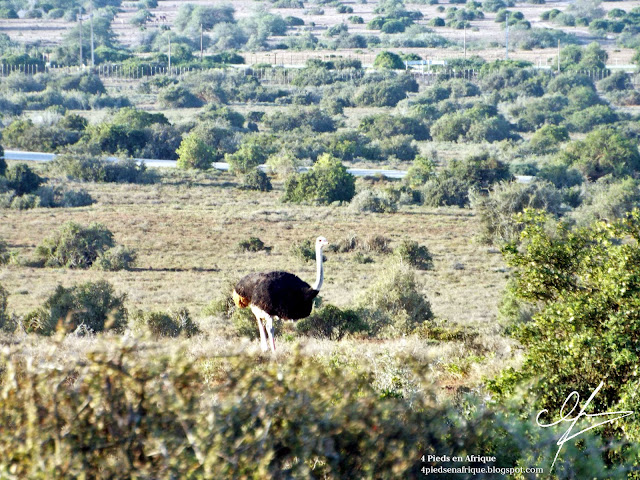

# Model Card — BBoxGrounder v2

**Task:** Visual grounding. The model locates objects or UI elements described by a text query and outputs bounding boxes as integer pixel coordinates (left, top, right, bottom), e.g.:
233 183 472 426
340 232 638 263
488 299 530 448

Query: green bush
290 238 320 263
263 108 336 133
10 194 40 210
51 155 151 184
375 135 419 161
557 127 640 181
470 180 563 244
176 133 215 170
34 222 116 269
529 124 569 153
242 169 272 191
22 280 127 335
491 210 640 448
226 144 268 174
570 177 640 227
349 189 398 213
0 283 10 332
93 246 137 271
358 263 433 336
5 163 43 196
237 237 270 252
598 71 633 92
130 308 199 338
0 239 9 265
158 85 203 108
0 143 5 176
373 51 405 69
283 154 356 204
296 304 369 340
447 152 512 190
420 177 470 207
394 240 433 270
567 104 618 133
404 154 436 188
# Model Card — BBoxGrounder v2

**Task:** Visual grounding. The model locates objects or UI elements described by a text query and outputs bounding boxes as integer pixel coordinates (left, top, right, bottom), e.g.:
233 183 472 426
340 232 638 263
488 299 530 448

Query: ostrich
233 236 329 353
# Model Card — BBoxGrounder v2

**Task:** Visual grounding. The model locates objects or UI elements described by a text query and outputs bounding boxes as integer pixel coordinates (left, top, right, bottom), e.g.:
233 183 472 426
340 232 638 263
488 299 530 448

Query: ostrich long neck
312 245 324 291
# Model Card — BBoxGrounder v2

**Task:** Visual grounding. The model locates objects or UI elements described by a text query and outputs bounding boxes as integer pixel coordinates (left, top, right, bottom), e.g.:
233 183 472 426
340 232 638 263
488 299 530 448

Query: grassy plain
0 161 515 393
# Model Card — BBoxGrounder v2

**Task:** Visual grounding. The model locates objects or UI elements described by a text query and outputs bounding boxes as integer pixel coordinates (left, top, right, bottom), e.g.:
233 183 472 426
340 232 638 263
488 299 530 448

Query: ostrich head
313 236 329 291
316 236 329 250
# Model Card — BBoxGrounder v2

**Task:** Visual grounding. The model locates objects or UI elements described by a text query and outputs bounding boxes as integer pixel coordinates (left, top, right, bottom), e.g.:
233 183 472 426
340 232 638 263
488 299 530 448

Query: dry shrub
296 304 369 340
358 263 433 337
22 280 127 335
130 308 199 338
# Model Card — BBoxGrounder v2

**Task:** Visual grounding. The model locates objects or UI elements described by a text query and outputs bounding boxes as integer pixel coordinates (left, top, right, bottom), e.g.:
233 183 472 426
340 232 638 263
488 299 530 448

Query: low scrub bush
130 308 199 338
5 163 43 196
0 240 9 265
237 237 271 252
394 240 433 270
358 263 433 336
158 85 203 108
22 280 127 335
35 222 134 270
176 133 216 170
350 189 398 213
471 180 563 244
93 246 137 271
9 194 40 210
291 238 324 263
0 283 10 332
242 169 272 191
420 177 470 207
331 233 392 255
296 304 369 340
283 154 355 204
557 127 640 181
51 155 152 184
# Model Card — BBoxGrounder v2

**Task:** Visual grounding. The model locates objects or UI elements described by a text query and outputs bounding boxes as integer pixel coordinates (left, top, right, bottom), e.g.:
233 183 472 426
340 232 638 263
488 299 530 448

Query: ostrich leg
265 314 276 354
251 306 269 352
256 316 268 352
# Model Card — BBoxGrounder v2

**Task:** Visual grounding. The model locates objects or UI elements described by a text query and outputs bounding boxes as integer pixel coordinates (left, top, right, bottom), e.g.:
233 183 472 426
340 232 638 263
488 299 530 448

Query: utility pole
90 1 94 67
557 39 561 73
168 35 171 73
505 12 509 60
463 25 466 59
200 23 203 61
79 13 83 66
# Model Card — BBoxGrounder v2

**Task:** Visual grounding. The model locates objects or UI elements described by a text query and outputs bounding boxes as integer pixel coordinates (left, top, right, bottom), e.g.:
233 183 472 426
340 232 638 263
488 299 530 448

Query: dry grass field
0 162 516 393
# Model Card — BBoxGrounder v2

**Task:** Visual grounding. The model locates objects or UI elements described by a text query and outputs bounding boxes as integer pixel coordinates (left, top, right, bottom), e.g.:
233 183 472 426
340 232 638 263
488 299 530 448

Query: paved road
4 150 409 179
5 150 533 183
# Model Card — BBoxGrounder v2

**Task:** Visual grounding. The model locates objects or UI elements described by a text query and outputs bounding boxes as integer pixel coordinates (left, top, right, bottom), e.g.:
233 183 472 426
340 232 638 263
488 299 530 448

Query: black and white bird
233 236 329 353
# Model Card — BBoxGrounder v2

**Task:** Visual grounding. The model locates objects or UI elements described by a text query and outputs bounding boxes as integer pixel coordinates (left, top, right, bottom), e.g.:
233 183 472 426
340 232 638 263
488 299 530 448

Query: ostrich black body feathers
234 271 319 320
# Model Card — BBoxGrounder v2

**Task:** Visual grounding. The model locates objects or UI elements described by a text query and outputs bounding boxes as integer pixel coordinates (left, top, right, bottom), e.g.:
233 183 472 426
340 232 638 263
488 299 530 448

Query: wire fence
0 62 639 88
409 67 640 86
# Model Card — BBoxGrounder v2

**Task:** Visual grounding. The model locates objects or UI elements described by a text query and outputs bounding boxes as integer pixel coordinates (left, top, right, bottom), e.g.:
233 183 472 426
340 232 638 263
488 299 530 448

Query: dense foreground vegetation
0 337 629 478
